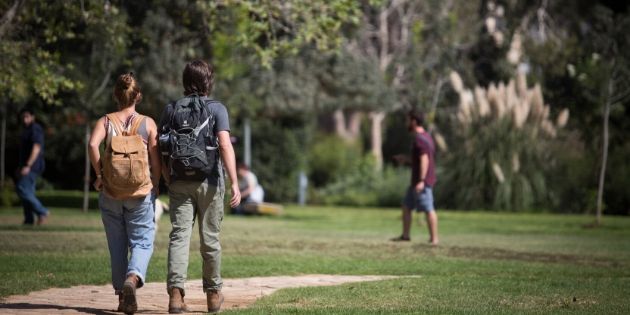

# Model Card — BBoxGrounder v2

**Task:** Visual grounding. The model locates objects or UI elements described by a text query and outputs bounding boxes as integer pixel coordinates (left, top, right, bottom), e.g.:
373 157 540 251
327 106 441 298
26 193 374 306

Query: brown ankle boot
121 275 138 315
207 290 224 313
168 287 188 314
117 293 124 312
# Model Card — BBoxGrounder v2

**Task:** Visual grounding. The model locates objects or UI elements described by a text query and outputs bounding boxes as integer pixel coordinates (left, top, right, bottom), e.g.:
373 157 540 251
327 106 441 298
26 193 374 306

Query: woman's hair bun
113 72 142 108
120 72 135 90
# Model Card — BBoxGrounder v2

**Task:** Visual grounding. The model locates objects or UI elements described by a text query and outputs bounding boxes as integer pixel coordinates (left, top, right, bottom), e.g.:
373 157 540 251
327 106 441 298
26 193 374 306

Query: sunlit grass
1 204 629 314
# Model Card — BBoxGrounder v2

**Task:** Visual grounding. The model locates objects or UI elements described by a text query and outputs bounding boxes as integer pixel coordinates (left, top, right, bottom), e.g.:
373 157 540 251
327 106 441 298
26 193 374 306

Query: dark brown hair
113 72 142 108
408 110 425 126
182 60 214 96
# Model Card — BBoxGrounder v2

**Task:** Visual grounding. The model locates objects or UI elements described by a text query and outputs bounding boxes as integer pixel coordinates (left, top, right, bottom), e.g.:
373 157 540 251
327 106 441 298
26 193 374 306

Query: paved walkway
0 275 396 314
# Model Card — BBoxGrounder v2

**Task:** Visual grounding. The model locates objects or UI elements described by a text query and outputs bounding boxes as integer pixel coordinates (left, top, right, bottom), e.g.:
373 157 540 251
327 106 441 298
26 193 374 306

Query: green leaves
0 40 75 104
210 0 361 68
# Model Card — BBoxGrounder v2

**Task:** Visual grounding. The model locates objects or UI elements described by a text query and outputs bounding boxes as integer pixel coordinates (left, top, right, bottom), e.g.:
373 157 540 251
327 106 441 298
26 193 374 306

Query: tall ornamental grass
439 71 570 211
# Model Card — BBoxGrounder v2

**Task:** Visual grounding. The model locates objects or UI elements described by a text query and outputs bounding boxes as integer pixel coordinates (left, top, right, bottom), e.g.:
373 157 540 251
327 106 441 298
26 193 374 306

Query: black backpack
159 95 220 181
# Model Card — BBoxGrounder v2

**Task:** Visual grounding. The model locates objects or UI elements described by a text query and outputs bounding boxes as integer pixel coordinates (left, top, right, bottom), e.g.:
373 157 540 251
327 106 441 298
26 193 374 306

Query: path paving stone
0 274 397 314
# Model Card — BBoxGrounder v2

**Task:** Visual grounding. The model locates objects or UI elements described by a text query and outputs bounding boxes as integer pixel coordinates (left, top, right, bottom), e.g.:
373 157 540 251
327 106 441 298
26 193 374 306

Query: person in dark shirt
392 110 439 245
15 108 49 225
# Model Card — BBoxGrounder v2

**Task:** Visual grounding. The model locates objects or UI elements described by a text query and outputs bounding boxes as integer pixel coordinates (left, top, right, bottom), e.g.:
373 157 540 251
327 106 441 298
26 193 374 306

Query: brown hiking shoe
117 293 124 312
168 287 188 314
121 275 138 315
207 290 224 313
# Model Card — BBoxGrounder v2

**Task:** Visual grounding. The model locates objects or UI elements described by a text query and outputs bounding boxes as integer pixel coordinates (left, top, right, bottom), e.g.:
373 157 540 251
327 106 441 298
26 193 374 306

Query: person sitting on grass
88 73 161 315
231 162 265 215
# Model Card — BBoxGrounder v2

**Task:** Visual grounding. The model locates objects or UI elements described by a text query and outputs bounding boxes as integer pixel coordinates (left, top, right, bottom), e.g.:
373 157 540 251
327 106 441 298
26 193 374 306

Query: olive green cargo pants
167 180 224 293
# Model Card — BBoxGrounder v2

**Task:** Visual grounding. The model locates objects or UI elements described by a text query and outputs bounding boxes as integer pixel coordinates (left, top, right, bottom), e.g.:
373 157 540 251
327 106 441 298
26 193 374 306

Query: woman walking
88 73 161 314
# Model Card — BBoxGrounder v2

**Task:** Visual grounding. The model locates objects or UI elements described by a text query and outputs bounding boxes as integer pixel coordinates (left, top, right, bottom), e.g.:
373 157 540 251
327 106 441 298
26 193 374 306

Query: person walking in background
88 73 161 315
392 110 439 245
231 162 264 215
15 108 49 225
159 60 240 314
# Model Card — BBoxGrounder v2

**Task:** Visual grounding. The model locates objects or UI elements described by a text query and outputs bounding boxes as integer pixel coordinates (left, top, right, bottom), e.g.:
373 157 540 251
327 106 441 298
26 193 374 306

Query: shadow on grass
0 225 102 232
0 303 115 315
431 244 623 268
228 213 327 222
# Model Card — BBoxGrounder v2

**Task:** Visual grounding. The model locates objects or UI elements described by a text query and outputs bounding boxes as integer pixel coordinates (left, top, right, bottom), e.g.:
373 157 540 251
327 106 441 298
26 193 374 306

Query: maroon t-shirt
411 131 436 187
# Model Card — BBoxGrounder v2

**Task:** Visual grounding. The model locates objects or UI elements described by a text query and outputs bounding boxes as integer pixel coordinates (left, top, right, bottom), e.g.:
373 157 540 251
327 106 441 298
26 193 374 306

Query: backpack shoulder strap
105 114 125 136
203 99 218 128
129 115 146 135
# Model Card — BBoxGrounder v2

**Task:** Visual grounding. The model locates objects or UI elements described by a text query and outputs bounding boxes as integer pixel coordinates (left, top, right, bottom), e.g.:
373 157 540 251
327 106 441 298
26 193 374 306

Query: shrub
35 190 99 209
308 135 363 187
312 156 407 208
1 181 17 208
439 71 571 211
248 118 308 203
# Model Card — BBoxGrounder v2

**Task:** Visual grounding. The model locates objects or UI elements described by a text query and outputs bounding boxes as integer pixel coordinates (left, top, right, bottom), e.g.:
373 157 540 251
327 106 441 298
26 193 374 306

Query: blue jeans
403 186 435 212
99 192 156 293
15 172 48 224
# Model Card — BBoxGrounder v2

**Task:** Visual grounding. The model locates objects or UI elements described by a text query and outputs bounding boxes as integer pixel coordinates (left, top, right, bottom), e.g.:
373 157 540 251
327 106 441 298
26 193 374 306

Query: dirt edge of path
0 274 401 314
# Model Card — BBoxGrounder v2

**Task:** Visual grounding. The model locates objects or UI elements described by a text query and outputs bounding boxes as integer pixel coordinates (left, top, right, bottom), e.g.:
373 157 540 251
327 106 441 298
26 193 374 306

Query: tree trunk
0 105 6 189
348 111 362 140
429 77 445 130
0 0 24 40
333 109 349 140
369 111 386 170
333 109 362 142
596 76 613 225
243 118 251 167
80 70 111 212
82 123 91 212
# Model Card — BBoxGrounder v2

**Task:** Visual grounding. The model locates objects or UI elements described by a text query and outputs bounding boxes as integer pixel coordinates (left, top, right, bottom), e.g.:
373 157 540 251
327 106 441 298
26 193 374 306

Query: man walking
160 60 240 313
392 111 439 245
15 108 49 225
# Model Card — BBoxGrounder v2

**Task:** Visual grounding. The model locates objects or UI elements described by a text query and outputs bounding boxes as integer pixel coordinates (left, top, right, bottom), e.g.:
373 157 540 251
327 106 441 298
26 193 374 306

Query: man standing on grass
15 108 49 226
392 110 439 245
159 60 241 314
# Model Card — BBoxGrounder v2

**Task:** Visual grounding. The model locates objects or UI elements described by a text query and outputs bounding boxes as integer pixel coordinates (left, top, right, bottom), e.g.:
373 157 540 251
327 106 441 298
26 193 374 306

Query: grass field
0 204 629 314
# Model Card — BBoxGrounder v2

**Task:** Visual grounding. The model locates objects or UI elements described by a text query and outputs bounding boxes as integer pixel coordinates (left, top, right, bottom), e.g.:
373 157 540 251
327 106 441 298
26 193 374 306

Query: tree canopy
1 0 629 215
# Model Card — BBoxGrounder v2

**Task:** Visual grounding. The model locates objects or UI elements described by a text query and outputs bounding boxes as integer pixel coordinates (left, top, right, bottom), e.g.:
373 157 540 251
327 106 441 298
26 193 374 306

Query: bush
248 118 309 203
308 135 362 187
1 181 17 208
0 189 100 210
36 190 100 209
439 71 572 211
312 157 407 208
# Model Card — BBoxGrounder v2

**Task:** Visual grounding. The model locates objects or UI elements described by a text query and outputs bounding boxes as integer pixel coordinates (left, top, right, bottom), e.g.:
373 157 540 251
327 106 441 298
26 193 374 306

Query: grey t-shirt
206 99 230 134
159 96 230 184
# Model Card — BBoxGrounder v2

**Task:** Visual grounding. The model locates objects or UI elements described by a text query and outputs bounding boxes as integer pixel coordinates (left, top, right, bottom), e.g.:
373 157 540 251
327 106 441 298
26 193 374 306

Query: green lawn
1 204 629 314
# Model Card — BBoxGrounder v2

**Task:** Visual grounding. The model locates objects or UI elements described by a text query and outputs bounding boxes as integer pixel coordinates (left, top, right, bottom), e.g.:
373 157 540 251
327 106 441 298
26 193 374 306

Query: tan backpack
102 113 152 199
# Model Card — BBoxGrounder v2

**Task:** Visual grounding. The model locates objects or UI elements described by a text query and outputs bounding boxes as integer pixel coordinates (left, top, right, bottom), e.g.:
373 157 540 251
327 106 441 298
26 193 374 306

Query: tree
199 0 361 68
343 0 419 169
0 1 80 188
587 6 630 224
74 1 130 211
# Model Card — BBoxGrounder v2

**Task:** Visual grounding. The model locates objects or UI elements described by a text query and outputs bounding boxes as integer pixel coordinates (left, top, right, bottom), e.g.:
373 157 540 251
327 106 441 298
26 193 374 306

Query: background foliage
1 0 629 215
